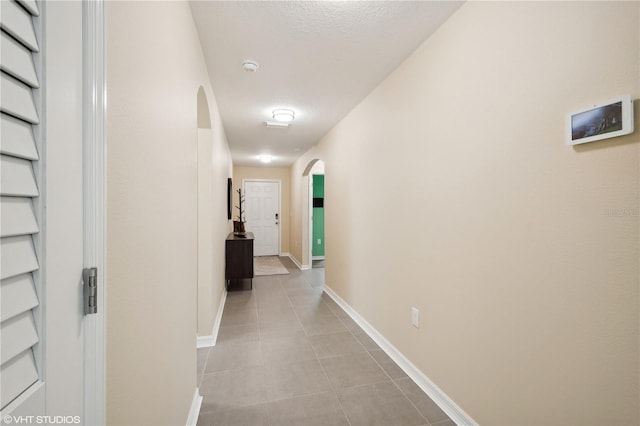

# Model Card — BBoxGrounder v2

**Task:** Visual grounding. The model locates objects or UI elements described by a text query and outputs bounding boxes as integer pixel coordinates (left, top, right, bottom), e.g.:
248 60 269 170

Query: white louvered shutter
0 0 42 410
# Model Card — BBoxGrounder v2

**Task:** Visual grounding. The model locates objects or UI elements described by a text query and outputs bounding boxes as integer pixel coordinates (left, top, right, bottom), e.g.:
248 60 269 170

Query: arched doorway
302 159 325 269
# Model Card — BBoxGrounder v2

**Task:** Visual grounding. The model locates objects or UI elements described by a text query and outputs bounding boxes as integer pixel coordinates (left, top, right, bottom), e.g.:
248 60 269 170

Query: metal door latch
83 267 98 315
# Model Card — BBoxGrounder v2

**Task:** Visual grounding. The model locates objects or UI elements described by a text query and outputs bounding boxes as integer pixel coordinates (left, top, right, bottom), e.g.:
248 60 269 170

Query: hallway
196 258 453 426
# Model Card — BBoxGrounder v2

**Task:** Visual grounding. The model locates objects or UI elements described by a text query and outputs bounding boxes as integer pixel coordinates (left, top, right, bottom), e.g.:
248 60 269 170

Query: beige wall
233 166 291 254
106 2 232 424
291 2 639 424
197 127 232 336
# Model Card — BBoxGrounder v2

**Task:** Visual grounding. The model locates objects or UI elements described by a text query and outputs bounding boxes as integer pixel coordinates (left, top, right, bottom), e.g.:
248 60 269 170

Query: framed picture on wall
227 178 232 220
566 94 634 145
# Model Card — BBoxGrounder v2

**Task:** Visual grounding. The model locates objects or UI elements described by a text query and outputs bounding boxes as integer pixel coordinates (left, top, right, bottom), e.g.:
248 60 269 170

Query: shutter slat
0 273 38 322
0 311 38 365
1 197 38 237
0 113 38 160
0 155 38 197
0 32 38 88
0 349 38 409
0 0 39 52
16 0 38 17
0 235 38 280
0 0 40 412
0 73 39 123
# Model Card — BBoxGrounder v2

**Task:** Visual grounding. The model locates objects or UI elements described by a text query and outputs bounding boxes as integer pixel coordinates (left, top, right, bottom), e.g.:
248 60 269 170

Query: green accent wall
312 175 325 257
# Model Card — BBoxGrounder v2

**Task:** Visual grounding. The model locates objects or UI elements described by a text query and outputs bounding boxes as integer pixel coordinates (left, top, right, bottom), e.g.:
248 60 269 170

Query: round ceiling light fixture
242 60 259 72
272 109 295 123
259 154 273 164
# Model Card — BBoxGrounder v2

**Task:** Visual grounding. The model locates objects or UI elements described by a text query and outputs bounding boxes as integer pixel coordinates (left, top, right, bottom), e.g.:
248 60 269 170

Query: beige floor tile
200 366 268 407
267 392 349 426
216 324 260 345
261 336 317 365
300 314 348 336
337 381 427 426
286 285 322 296
431 419 456 426
197 402 268 426
219 307 258 328
265 359 331 401
197 347 209 374
256 294 291 309
394 377 450 424
292 300 336 320
335 312 362 331
369 349 408 380
199 262 431 426
225 291 256 305
309 331 367 359
280 276 310 289
257 307 298 326
205 340 263 374
351 330 380 351
197 347 210 387
320 352 389 389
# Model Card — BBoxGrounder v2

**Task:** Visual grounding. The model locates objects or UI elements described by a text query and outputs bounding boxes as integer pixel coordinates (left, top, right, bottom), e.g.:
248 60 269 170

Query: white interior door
244 181 280 256
0 0 91 420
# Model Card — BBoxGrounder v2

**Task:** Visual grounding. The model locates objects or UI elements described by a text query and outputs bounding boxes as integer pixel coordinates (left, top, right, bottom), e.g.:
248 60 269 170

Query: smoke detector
242 60 259 72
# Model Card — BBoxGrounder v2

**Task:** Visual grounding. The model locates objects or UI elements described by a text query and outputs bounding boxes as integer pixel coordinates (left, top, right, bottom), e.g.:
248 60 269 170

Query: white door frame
310 174 325 262
242 179 282 256
82 0 106 424
301 159 324 269
308 175 314 264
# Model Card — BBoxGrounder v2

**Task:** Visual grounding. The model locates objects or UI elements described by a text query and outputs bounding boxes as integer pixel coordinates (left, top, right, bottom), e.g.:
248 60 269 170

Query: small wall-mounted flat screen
566 95 634 145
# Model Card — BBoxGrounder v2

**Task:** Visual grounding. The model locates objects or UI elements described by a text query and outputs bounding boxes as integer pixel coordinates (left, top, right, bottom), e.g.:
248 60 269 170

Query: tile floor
197 257 454 426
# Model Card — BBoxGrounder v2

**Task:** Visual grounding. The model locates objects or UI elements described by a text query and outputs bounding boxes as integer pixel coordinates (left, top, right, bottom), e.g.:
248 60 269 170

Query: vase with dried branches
233 188 247 236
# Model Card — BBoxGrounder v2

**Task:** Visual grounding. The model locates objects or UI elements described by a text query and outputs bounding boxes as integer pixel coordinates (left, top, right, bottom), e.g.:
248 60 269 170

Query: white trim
197 289 227 348
30 0 46 394
312 256 325 261
242 179 282 256
82 0 106 424
323 285 478 426
308 174 313 266
196 335 216 349
186 388 203 426
211 289 227 344
286 253 310 271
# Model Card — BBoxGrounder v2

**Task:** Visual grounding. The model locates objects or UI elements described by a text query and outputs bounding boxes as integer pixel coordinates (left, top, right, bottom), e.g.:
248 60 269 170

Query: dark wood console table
225 232 254 291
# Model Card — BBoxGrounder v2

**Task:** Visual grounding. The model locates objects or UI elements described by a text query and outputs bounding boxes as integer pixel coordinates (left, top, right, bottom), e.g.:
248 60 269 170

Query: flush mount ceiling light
258 154 273 163
272 109 295 123
264 121 290 128
242 60 259 72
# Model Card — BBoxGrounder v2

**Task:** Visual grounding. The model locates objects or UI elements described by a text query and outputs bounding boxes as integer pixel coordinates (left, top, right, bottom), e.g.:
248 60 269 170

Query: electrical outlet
411 307 420 328
317 239 321 245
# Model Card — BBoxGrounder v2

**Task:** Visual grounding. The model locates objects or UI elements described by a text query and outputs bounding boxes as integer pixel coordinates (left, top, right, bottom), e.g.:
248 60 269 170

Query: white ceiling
190 1 463 167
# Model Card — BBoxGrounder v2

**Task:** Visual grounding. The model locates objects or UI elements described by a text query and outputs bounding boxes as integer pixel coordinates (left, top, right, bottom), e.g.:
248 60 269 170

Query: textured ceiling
190 1 463 167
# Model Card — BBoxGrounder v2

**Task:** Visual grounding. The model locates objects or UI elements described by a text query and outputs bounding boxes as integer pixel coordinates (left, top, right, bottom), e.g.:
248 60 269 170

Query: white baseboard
312 256 325 260
287 253 311 270
323 285 478 426
197 289 227 348
186 388 202 426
